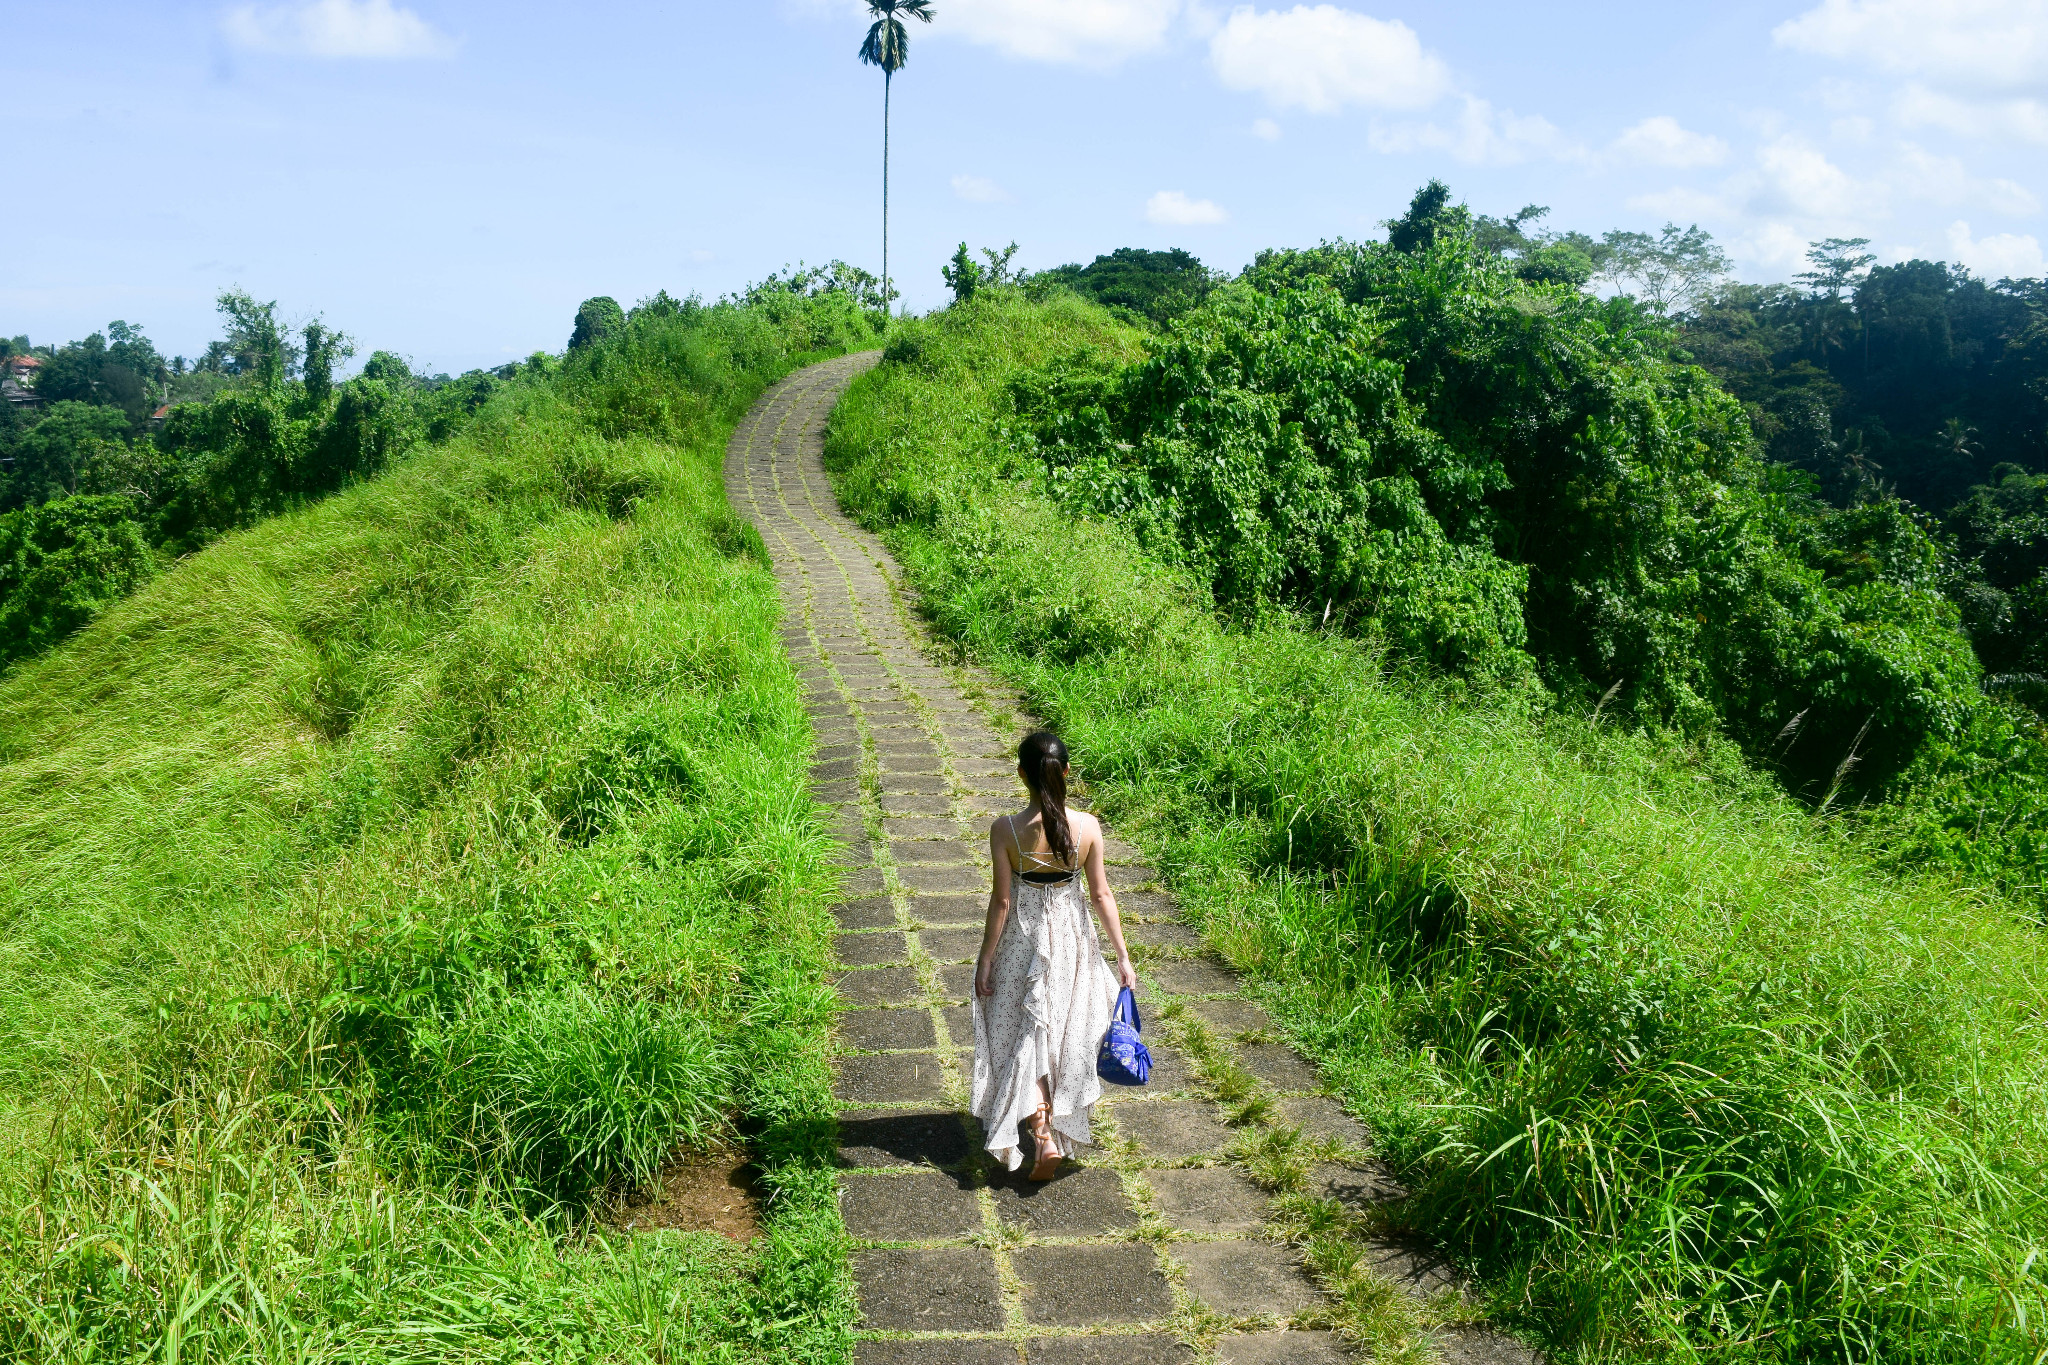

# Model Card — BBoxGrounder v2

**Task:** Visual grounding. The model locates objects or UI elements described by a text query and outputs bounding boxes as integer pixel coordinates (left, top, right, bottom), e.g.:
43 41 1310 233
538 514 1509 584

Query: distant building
3 355 40 380
1 377 37 406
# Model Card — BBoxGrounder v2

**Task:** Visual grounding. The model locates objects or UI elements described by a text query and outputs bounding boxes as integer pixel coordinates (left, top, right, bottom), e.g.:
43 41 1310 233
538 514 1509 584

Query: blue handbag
1097 987 1151 1086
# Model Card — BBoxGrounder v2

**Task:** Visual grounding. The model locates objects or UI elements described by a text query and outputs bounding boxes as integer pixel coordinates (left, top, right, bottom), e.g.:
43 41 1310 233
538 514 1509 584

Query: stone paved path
726 356 1536 1365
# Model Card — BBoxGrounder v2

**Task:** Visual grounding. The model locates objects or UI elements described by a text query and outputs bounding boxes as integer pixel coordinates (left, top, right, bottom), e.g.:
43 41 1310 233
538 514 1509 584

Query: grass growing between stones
823 291 2048 1362
0 299 880 1361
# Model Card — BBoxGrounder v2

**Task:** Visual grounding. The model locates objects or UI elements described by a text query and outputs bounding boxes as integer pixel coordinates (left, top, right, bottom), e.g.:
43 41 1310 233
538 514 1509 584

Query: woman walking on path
972 731 1139 1181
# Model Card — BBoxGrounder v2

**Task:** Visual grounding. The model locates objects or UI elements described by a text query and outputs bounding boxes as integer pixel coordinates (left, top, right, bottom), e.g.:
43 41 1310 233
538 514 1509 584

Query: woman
972 731 1139 1181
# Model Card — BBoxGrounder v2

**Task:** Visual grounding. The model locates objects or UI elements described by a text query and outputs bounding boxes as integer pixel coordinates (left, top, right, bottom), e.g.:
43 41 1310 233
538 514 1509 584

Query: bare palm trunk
882 69 892 312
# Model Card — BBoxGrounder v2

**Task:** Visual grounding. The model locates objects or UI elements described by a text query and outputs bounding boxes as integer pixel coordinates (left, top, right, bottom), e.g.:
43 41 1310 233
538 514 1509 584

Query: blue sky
5 0 2043 372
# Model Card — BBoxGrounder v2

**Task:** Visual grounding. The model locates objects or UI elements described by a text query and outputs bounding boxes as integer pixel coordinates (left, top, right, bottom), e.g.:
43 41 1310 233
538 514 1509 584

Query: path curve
725 356 1534 1365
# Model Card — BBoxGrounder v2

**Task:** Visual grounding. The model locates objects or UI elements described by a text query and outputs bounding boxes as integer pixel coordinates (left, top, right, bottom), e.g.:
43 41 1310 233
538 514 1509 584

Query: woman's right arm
976 820 1013 997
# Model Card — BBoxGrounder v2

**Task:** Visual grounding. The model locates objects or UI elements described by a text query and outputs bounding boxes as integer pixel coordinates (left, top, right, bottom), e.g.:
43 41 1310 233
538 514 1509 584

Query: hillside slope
0 292 877 1361
827 290 2048 1363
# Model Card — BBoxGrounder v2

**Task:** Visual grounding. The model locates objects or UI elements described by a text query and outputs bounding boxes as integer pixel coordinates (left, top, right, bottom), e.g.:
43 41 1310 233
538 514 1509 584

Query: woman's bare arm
1081 816 1138 990
975 819 1015 997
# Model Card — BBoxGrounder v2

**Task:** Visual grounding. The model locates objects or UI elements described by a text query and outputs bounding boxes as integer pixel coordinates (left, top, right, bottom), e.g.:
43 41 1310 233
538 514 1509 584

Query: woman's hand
976 954 997 997
1116 955 1137 991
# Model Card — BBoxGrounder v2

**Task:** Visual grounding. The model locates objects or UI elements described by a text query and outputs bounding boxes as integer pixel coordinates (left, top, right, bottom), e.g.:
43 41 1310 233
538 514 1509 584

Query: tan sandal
1028 1103 1062 1181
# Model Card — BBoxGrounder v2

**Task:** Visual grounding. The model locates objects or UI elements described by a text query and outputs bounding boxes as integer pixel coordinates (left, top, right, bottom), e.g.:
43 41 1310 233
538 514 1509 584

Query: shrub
0 494 157 667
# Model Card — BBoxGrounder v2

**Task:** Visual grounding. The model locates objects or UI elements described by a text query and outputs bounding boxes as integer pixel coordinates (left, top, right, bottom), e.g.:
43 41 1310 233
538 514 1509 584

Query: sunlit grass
0 301 874 1360
826 289 2048 1362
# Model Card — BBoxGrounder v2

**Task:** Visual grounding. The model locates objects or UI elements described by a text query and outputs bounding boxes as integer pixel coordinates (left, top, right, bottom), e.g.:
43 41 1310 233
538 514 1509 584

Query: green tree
858 0 935 310
940 242 983 303
1597 222 1731 315
0 403 132 511
939 241 1017 304
300 321 351 410
0 493 158 667
569 297 625 351
1797 236 1877 300
1034 247 1218 325
215 290 295 387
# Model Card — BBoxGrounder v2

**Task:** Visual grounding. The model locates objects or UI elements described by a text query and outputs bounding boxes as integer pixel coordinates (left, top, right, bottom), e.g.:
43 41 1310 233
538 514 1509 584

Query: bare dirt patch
610 1150 762 1241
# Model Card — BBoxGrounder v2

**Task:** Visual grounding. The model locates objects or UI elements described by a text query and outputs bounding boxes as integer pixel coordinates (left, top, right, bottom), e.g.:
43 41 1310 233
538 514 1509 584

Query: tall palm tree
859 0 933 311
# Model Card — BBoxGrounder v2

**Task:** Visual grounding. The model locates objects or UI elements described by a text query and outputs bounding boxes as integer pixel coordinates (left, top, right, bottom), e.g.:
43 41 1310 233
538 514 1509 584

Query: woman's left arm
1083 824 1137 991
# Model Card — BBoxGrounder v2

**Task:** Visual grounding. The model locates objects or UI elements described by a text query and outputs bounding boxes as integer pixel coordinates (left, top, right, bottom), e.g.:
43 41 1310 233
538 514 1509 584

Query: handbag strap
1115 986 1141 1033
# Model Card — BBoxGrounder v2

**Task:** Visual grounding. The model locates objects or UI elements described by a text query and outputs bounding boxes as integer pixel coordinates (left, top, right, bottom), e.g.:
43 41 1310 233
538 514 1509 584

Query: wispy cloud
1610 116 1729 168
224 0 455 58
1146 190 1228 225
1209 4 1449 113
937 0 1180 66
1367 96 1579 166
1946 220 2047 277
1773 0 2046 92
1776 0 2048 142
951 173 1013 203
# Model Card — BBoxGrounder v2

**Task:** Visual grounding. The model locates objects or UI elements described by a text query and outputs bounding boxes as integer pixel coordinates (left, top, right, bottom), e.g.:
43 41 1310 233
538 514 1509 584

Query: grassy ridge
0 297 874 1360
825 292 2048 1362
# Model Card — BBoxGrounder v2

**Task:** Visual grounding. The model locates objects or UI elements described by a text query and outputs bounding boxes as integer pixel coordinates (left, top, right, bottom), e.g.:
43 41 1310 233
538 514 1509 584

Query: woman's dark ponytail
1018 730 1074 864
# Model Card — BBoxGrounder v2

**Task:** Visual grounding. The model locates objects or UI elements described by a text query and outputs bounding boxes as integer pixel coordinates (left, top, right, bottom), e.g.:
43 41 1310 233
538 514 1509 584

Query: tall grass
0 296 876 1360
825 291 2048 1362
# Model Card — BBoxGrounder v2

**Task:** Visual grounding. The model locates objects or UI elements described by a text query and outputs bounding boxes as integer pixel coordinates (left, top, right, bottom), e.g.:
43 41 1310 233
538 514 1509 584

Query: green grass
0 298 876 1360
825 291 2048 1363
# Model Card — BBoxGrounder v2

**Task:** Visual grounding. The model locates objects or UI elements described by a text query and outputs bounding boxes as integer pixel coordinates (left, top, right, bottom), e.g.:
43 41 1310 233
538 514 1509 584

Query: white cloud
1626 187 1735 220
1946 220 2048 276
1367 96 1578 165
223 0 454 57
1209 5 1451 113
951 174 1012 203
1773 0 2047 92
1610 116 1729 168
1894 84 2048 143
1145 190 1229 225
1753 135 1884 218
1252 116 1282 140
939 0 1180 65
1894 142 2040 213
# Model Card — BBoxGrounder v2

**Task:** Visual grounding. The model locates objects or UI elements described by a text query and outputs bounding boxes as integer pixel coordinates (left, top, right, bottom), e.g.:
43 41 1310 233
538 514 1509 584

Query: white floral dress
971 821 1117 1170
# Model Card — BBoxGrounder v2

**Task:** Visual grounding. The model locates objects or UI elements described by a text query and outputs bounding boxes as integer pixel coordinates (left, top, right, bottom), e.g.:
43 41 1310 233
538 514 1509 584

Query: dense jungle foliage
0 270 888 674
974 188 2043 905
0 280 882 1360
829 279 2048 1363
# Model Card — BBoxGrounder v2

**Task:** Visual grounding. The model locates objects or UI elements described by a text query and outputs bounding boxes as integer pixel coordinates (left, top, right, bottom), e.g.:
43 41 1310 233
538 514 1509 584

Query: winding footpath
726 355 1535 1365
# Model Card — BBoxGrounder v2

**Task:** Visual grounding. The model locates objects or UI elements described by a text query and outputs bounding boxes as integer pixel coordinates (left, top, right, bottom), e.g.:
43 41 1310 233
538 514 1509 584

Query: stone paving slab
1273 1097 1371 1151
987 1166 1133 1234
909 894 985 925
1110 1099 1235 1160
728 355 1531 1365
836 967 926 1007
837 897 900 930
1216 1331 1353 1363
1145 1167 1272 1235
1185 999 1274 1037
1012 1244 1175 1326
841 1170 984 1241
838 931 910 966
1312 1162 1408 1208
854 1247 1005 1330
1176 1242 1322 1317
1239 1045 1322 1093
840 1009 939 1052
835 1053 951 1105
919 927 984 963
1025 1337 1195 1363
1148 960 1244 996
836 1109 972 1169
855 1340 1017 1365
